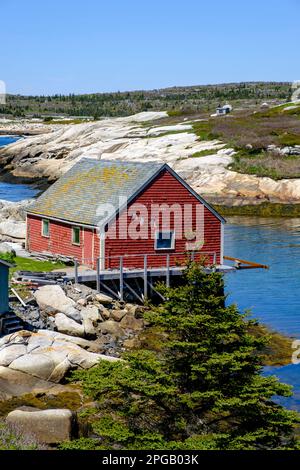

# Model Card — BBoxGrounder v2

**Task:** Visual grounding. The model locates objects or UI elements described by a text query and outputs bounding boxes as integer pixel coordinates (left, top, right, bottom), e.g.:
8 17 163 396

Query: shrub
0 421 45 450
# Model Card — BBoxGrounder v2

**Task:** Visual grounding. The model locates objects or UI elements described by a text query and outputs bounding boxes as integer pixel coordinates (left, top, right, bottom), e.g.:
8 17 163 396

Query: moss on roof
29 159 165 226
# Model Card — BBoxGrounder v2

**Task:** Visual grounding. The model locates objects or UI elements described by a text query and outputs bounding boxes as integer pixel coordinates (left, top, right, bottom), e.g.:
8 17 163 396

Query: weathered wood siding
27 169 222 270
26 215 96 266
103 169 222 269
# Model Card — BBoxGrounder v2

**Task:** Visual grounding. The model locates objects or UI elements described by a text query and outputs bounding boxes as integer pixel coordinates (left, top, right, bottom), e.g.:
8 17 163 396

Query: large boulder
34 285 81 322
94 293 113 305
0 330 120 384
98 320 125 338
111 309 127 322
6 409 75 444
54 313 85 338
0 366 68 401
80 306 102 324
0 221 26 240
9 353 57 381
80 306 102 338
120 314 144 331
0 344 27 367
0 241 16 255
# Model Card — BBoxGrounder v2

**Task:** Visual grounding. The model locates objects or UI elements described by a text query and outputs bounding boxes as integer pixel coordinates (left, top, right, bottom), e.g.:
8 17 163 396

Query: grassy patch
214 202 300 217
0 391 82 417
229 148 300 179
249 324 293 366
148 129 189 138
192 120 220 141
278 133 300 146
190 148 221 158
256 103 300 118
10 256 67 278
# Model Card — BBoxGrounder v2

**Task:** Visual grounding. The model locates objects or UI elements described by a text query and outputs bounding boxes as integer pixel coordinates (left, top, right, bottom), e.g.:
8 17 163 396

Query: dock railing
73 250 217 301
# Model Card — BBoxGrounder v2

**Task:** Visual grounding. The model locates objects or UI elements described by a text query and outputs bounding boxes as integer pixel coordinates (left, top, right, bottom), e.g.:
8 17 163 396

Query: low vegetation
214 202 300 217
228 149 300 180
61 262 299 450
9 256 67 277
190 148 222 158
0 422 44 450
0 82 292 119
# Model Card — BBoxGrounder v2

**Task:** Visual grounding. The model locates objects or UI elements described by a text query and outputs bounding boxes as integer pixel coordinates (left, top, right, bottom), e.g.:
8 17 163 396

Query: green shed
0 259 13 315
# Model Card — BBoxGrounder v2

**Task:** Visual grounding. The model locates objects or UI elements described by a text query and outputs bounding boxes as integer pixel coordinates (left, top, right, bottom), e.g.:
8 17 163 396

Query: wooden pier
13 252 268 305
66 252 234 303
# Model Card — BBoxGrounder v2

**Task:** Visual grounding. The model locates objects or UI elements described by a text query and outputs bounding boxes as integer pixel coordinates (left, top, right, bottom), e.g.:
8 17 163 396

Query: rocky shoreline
2 111 300 207
0 281 147 445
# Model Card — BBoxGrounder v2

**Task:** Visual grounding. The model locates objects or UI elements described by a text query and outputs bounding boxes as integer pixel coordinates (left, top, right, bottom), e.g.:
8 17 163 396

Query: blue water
225 217 300 410
0 136 21 147
0 136 38 201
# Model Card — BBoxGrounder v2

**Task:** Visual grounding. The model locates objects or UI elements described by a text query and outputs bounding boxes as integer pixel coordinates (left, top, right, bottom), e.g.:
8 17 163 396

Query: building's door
83 228 94 267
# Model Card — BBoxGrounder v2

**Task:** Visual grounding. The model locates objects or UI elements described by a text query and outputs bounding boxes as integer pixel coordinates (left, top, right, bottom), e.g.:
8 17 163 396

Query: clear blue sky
1 0 299 95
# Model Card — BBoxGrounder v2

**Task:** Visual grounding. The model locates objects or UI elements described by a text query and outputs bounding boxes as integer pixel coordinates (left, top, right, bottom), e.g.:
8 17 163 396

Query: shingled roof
29 159 166 227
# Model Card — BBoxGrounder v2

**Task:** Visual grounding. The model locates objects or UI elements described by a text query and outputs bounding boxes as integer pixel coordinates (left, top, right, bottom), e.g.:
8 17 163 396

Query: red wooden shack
26 159 225 270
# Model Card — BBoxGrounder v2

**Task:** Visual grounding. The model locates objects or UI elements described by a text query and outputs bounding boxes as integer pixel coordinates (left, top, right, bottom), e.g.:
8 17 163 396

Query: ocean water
0 136 21 147
0 136 38 201
225 217 300 410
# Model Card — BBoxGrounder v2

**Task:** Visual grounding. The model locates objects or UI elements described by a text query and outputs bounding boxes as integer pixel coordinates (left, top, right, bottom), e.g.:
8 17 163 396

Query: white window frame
154 230 175 251
42 219 50 238
72 226 81 246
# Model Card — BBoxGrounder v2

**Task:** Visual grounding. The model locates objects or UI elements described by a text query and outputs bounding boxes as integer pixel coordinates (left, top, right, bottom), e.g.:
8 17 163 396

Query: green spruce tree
62 262 299 450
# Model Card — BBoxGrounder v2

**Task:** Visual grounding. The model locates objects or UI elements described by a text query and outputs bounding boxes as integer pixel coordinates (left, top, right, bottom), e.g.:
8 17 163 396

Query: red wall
26 215 96 266
104 169 221 269
27 169 222 270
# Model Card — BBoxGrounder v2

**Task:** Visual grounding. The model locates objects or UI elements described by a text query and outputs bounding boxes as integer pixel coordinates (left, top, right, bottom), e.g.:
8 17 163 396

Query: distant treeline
0 82 292 118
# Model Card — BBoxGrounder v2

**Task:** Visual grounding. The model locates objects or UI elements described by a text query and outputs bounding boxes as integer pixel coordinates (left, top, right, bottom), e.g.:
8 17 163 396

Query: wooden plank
119 256 124 301
224 255 269 270
74 259 79 283
166 254 170 288
144 255 148 300
124 281 143 303
96 258 100 293
11 288 27 307
147 280 165 301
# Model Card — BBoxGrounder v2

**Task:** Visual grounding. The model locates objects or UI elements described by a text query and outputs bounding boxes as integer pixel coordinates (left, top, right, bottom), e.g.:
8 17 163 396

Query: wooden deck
63 263 234 284
62 262 235 303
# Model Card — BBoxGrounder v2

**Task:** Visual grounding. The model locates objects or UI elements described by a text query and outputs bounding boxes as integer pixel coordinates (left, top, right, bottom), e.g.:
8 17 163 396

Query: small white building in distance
216 104 232 116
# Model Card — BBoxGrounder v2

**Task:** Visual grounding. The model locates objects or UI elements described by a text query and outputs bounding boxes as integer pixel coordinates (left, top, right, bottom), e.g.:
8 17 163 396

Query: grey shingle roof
29 158 165 227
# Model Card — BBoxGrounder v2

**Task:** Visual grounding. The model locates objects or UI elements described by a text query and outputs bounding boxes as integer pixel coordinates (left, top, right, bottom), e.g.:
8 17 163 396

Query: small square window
72 227 80 245
155 231 175 250
42 219 49 237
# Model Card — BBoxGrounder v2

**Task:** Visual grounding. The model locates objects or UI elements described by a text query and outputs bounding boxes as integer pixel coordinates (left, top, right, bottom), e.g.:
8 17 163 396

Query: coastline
215 202 300 217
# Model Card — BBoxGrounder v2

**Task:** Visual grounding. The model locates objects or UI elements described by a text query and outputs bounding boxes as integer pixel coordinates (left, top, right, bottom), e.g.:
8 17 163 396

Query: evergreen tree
63 262 299 450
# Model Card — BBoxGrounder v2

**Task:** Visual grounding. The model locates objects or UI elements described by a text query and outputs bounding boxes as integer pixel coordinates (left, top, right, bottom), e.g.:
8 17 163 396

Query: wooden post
96 257 101 293
119 256 124 301
166 254 170 288
74 259 78 284
144 254 148 301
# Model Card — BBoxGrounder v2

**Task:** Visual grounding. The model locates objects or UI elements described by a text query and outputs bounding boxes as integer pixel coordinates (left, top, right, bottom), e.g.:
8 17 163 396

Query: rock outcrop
0 330 120 383
6 408 74 444
2 111 300 205
0 199 33 243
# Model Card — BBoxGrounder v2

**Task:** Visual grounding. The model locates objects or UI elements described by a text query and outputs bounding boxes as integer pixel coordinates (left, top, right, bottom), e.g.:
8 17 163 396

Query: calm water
225 217 300 410
0 136 38 201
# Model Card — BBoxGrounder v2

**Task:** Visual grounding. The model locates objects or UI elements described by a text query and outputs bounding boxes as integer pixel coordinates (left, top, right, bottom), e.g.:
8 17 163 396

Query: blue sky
1 0 299 95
